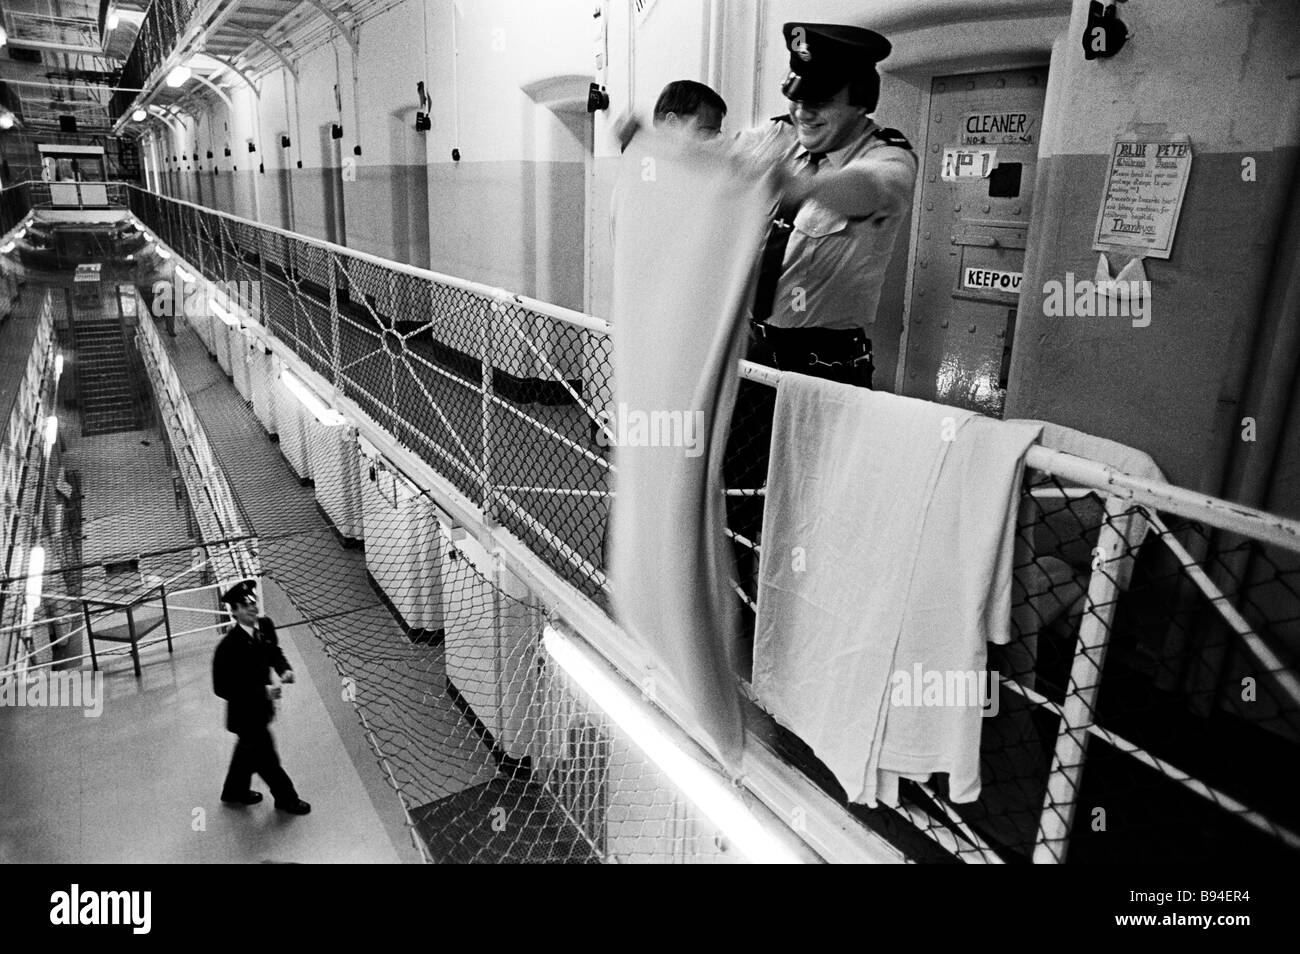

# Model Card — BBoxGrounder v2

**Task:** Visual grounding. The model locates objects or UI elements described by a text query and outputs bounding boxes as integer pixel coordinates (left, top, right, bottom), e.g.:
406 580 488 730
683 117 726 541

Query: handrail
131 186 1300 866
125 184 610 334
0 533 260 587
737 358 1300 555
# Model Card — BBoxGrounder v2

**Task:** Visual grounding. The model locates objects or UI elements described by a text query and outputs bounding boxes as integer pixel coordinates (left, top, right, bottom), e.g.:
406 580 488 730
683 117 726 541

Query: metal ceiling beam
228 24 297 80
300 0 357 55
190 72 234 109
111 0 248 134
147 105 185 136
0 78 150 94
200 52 261 100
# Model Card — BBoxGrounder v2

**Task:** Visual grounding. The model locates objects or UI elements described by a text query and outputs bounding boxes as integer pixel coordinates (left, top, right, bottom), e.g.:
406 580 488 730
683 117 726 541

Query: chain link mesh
2 262 732 863
126 188 1300 864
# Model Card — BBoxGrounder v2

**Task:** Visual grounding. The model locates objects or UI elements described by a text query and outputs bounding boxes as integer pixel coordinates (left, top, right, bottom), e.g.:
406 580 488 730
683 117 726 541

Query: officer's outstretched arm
787 149 917 220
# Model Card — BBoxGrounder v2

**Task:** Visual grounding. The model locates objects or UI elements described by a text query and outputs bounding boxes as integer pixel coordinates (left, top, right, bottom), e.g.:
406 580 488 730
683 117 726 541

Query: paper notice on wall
941 147 997 180
341 156 356 182
1093 137 1192 259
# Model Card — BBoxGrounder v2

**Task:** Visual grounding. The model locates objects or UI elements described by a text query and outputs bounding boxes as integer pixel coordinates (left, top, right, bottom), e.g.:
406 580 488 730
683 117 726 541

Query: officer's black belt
749 320 873 372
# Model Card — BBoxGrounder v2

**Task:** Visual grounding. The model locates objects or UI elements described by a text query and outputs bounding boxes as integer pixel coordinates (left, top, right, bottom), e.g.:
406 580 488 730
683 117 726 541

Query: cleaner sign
961 111 1036 145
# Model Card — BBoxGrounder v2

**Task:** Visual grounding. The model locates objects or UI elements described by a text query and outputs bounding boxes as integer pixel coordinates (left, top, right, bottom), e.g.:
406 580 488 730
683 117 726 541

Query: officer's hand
267 685 282 701
281 669 295 685
614 111 642 153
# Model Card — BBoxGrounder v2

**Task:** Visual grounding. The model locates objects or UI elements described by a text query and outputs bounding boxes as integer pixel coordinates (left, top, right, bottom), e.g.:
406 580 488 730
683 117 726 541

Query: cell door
901 68 1048 417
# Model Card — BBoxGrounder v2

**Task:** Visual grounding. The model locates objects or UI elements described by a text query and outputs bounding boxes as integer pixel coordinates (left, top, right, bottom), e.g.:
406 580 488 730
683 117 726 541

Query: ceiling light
107 10 121 30
0 114 14 131
0 27 8 49
166 65 193 88
132 108 148 122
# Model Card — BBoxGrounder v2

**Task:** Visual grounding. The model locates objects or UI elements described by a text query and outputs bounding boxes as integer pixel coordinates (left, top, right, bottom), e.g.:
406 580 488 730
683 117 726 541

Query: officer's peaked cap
220 579 258 607
781 23 892 102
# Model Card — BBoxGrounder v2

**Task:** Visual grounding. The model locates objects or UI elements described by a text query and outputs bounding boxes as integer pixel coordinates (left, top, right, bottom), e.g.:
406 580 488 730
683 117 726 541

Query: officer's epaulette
870 127 914 150
771 114 793 124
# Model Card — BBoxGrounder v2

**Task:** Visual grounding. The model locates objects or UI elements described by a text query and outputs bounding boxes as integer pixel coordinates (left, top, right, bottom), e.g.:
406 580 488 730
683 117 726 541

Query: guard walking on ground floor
212 579 311 815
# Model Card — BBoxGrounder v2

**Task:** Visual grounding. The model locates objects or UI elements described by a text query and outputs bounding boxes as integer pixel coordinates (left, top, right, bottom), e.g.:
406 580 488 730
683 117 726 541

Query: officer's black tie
751 152 824 324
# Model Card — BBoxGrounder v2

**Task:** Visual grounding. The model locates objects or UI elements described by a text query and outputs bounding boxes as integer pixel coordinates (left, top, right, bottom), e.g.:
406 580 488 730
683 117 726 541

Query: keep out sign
962 267 1022 293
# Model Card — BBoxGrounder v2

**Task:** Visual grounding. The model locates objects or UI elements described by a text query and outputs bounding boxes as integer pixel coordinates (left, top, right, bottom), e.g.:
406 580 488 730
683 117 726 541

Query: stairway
72 293 143 436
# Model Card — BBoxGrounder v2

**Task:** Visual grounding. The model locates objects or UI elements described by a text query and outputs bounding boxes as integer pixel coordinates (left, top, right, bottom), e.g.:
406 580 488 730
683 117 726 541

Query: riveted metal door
902 68 1048 416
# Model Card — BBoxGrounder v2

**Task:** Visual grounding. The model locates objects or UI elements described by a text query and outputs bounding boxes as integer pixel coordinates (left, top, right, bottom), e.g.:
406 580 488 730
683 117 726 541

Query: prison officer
212 579 311 815
740 21 917 384
726 23 918 644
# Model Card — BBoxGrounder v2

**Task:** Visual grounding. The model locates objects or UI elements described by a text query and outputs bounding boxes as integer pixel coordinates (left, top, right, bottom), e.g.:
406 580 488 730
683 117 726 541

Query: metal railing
0 183 33 235
18 180 132 211
0 539 253 683
136 289 259 584
0 289 58 674
127 185 1300 864
112 0 205 121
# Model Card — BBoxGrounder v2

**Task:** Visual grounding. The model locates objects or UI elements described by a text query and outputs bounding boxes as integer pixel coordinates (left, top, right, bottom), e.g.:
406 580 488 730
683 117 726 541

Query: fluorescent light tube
541 625 805 864
24 546 45 615
281 369 345 426
211 300 239 328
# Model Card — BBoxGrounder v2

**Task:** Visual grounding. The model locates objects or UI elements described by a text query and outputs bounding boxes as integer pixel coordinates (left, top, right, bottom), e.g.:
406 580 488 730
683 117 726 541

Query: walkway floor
0 272 423 864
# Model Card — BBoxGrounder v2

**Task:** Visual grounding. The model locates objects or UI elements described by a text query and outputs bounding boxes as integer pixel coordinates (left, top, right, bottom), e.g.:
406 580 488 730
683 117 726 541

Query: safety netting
125 187 1300 864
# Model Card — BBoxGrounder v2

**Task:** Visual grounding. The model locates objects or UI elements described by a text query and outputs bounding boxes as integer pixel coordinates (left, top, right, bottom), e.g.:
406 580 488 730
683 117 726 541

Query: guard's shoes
276 798 311 815
221 790 263 806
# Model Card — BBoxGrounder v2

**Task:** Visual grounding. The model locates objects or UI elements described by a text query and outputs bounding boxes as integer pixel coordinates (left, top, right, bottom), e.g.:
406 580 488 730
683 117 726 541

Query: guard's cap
220 579 258 607
781 23 892 103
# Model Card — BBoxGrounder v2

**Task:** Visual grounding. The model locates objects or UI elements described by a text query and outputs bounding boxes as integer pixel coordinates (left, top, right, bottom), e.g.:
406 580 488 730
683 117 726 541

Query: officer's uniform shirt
739 117 917 332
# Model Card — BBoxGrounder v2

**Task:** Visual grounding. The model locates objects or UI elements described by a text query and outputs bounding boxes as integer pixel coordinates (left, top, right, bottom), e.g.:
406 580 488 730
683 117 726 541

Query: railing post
1032 496 1144 863
126 605 142 678
329 253 341 399
481 298 497 527
83 601 98 672
255 233 270 329
160 582 174 654
193 206 205 274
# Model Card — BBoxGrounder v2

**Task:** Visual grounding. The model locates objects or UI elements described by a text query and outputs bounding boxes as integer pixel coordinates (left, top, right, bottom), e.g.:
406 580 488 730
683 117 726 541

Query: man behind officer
653 79 727 141
212 579 311 815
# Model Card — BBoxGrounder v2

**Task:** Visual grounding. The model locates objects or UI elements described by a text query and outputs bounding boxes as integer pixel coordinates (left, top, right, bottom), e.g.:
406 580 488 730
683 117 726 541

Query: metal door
902 68 1048 416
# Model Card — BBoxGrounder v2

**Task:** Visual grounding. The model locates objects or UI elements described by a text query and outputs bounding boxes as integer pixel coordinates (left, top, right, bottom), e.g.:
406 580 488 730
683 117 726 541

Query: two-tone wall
142 0 1300 510
1001 0 1300 505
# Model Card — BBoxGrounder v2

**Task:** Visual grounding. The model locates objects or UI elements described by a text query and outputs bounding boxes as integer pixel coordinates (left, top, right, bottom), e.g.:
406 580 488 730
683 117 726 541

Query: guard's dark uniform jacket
212 617 290 735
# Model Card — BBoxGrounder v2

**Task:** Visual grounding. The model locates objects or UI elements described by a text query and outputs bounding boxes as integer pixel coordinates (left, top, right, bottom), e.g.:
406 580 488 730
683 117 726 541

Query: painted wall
141 0 1300 510
1000 0 1300 500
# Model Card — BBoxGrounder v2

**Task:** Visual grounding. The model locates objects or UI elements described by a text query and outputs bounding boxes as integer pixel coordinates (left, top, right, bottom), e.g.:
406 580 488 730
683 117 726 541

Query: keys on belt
749 320 873 371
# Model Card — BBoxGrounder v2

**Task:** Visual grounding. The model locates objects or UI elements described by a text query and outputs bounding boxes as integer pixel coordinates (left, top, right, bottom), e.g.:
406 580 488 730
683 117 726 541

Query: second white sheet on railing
752 376 1042 806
